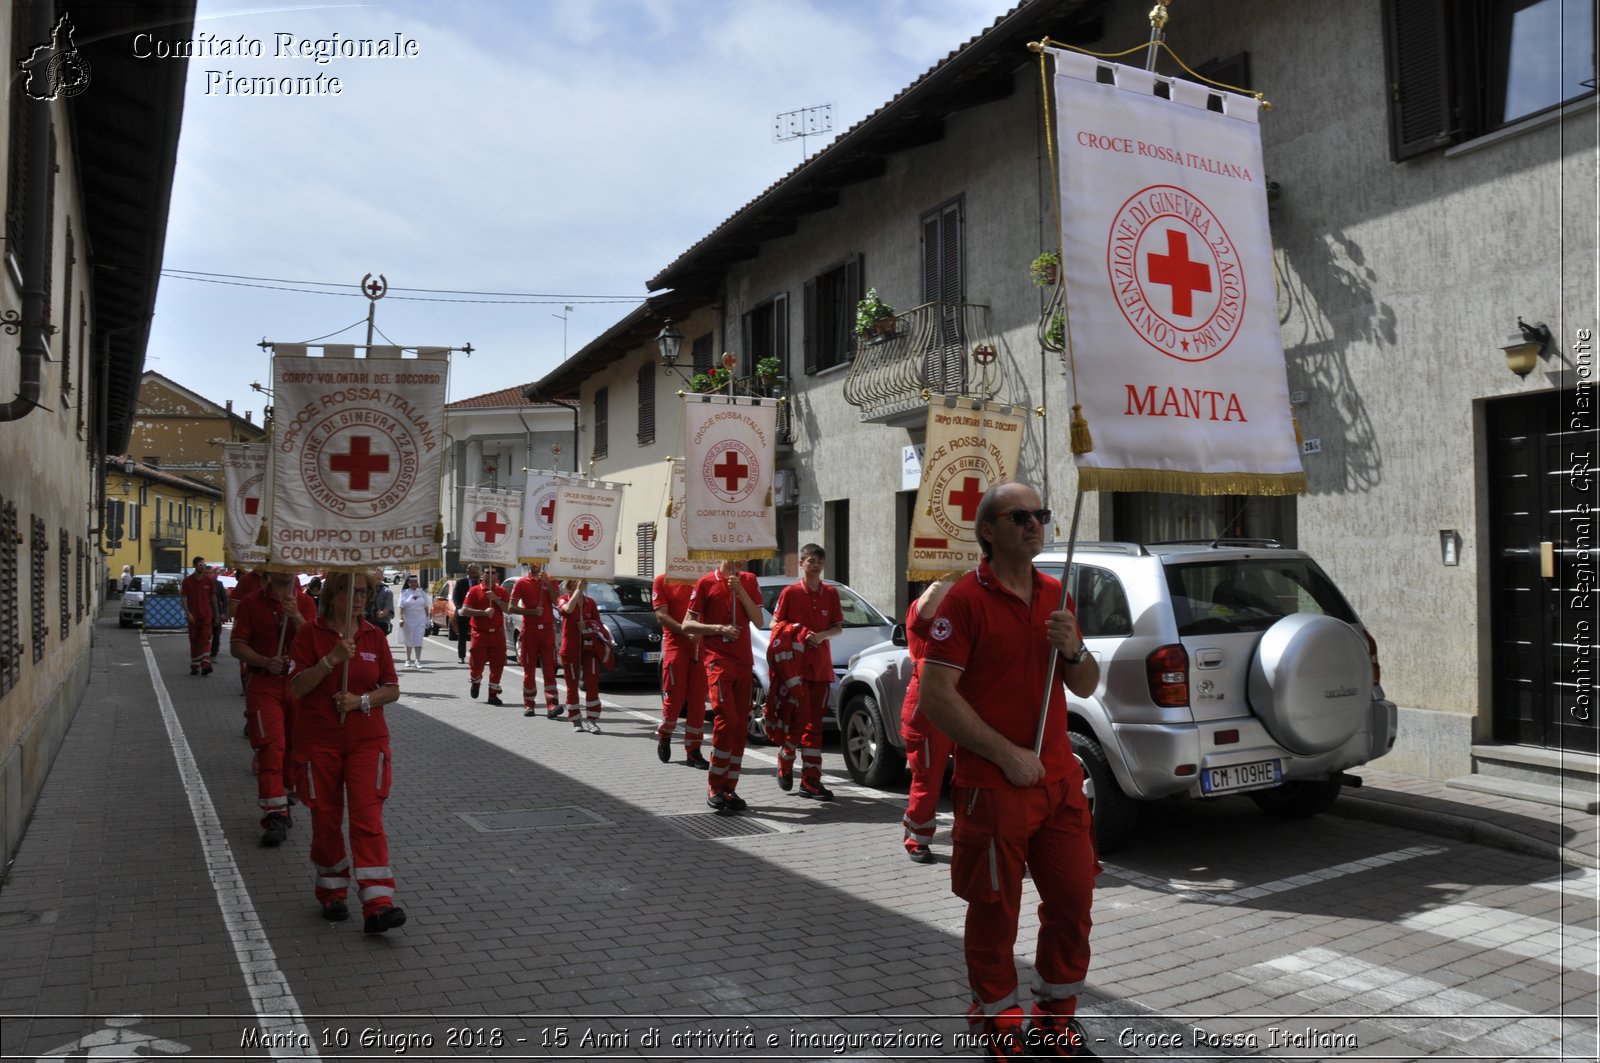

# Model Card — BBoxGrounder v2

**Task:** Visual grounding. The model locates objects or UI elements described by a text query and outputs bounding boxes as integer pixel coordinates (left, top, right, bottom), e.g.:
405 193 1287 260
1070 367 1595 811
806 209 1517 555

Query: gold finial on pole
1146 0 1171 71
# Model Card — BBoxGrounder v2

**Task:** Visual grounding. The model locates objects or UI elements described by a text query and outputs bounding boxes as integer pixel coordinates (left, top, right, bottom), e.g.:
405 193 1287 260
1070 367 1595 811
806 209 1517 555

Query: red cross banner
518 470 570 565
682 394 778 561
266 345 449 570
1051 48 1305 496
222 442 268 570
461 487 522 568
546 481 624 581
907 398 1026 580
661 464 702 584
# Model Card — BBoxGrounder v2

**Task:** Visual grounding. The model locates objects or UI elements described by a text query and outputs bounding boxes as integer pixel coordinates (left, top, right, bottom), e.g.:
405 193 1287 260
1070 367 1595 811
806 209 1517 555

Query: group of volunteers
180 478 1103 1057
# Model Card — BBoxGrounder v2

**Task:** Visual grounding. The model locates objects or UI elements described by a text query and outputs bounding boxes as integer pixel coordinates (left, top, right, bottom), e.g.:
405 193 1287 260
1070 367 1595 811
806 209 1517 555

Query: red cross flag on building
1050 48 1304 496
461 486 522 568
907 398 1026 580
222 442 268 570
518 470 570 565
546 481 624 581
682 394 778 561
266 345 450 570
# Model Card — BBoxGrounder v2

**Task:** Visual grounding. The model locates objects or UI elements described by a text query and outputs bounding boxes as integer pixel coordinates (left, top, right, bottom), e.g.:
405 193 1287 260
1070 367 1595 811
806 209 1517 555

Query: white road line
1105 845 1446 905
141 635 320 1060
1398 902 1600 975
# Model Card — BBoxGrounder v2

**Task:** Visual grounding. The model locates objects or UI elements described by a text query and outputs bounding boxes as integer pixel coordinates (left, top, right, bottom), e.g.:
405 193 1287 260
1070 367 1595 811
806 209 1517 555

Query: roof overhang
524 290 710 403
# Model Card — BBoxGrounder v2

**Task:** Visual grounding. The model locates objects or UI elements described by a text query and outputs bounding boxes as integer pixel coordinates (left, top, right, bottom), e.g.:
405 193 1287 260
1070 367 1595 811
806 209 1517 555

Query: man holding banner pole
920 481 1100 1058
683 560 763 814
509 562 561 718
461 566 510 706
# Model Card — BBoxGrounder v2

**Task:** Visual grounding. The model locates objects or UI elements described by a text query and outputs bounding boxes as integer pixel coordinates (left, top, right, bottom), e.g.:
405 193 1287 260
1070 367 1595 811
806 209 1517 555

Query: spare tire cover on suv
1247 614 1371 755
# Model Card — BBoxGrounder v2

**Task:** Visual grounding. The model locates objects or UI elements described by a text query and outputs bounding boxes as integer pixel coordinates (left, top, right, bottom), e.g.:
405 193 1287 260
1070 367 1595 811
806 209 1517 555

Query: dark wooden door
1487 391 1598 753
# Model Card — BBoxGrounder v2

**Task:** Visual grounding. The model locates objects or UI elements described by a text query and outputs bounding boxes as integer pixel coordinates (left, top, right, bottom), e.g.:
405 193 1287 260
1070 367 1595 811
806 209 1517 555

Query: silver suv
833 540 1398 853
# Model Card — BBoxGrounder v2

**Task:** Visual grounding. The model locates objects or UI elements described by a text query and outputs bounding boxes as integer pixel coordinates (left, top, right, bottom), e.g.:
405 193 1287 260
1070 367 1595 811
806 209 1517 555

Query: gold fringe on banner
906 565 973 583
1077 467 1307 496
687 548 777 562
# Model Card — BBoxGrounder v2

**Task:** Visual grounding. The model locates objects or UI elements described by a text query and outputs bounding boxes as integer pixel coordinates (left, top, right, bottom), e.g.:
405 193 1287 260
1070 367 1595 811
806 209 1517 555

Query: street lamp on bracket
655 319 696 387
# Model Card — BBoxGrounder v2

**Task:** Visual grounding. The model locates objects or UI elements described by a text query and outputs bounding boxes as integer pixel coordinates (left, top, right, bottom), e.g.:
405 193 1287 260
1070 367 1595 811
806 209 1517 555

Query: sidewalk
1 605 1595 1061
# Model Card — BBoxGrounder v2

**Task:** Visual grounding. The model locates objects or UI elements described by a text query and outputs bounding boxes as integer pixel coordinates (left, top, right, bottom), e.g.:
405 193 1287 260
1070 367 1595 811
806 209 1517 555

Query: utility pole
553 304 573 360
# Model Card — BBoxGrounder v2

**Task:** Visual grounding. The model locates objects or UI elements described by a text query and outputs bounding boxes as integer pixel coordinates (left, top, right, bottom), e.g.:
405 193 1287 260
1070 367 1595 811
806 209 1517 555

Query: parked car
583 576 665 684
429 577 457 638
746 575 895 744
118 572 183 628
831 540 1398 853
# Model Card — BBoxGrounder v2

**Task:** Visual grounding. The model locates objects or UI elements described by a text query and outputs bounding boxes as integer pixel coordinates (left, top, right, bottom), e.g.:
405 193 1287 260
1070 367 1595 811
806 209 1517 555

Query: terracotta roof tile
447 383 559 410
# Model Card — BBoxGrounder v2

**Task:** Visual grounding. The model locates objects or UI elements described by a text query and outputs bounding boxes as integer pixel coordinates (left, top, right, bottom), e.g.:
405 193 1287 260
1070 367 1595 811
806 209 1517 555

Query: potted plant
691 366 732 392
1046 311 1065 348
855 288 897 337
1031 250 1060 288
755 355 782 382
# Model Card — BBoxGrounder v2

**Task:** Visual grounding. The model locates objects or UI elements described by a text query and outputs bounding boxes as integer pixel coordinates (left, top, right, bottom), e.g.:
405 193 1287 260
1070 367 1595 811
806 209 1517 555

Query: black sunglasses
998 508 1052 527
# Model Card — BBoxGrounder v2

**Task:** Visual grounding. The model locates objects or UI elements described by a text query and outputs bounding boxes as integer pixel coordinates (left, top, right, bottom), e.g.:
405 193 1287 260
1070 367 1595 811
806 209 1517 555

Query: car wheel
1249 777 1343 819
1070 731 1138 855
839 692 906 789
746 682 771 745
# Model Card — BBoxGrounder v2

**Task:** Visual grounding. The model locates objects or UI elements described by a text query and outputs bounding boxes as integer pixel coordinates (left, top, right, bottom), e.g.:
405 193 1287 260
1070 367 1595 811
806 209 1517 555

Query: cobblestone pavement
0 610 1594 1061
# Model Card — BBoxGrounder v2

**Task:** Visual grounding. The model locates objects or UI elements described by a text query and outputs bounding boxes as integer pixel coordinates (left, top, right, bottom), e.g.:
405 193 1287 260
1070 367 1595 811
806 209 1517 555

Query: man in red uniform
461 565 510 705
509 562 561 718
652 572 709 768
230 570 316 846
920 482 1101 1059
900 574 958 863
229 567 268 697
771 544 844 799
683 560 763 813
180 555 217 675
558 579 611 732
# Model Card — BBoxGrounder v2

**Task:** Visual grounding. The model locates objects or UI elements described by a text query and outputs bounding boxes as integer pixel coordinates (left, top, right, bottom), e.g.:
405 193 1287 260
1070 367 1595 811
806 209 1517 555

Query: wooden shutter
636 362 655 446
803 278 818 375
773 293 789 377
593 387 609 459
637 523 655 579
692 333 713 374
844 254 863 362
1383 0 1462 160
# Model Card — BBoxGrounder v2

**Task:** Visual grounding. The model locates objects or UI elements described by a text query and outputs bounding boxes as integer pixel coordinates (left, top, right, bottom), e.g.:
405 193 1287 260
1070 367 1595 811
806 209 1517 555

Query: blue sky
145 0 1014 418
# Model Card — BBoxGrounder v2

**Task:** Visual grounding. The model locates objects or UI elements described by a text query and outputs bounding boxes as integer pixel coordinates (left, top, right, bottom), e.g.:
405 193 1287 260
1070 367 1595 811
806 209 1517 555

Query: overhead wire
159 268 647 306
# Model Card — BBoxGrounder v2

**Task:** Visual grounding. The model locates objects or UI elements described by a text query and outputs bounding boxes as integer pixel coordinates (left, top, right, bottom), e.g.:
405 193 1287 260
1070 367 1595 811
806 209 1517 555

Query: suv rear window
1035 563 1134 638
1165 558 1357 636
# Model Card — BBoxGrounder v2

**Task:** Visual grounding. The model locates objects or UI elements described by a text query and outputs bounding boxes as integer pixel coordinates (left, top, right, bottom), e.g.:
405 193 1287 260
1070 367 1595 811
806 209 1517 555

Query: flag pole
1033 487 1083 755
1145 0 1171 72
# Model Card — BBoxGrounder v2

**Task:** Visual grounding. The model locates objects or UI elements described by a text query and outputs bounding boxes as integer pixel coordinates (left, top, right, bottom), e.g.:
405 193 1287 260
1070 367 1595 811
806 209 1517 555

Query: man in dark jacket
452 565 479 662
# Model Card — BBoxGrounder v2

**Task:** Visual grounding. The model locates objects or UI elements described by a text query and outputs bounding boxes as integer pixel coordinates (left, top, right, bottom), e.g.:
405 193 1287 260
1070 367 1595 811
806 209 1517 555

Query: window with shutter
637 523 655 579
58 529 68 641
804 254 863 374
31 515 46 664
593 387 609 460
920 198 966 395
1382 0 1595 161
740 294 789 378
637 361 656 446
0 497 17 695
692 333 714 375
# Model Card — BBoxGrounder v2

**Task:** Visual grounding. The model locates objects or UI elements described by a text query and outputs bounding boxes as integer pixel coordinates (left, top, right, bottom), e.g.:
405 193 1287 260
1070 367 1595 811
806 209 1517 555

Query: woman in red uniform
288 570 405 934
558 578 609 732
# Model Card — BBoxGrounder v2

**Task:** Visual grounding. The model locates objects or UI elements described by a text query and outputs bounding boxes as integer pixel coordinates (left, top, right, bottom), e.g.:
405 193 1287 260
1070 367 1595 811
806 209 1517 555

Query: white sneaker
583 719 602 734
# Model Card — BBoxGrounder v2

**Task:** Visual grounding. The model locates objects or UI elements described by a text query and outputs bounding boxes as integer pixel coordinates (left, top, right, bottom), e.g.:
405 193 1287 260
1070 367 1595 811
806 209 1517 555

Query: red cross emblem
713 450 749 493
328 436 390 491
947 476 983 522
539 498 557 524
575 523 596 543
243 497 260 516
1146 229 1212 317
475 511 508 543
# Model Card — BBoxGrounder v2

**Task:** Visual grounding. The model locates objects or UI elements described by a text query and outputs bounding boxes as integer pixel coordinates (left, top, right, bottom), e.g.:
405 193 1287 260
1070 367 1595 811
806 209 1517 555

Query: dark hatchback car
574 576 664 684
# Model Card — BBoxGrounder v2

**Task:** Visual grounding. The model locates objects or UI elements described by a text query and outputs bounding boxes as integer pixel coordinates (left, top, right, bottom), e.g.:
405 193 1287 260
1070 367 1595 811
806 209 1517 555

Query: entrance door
1487 391 1598 754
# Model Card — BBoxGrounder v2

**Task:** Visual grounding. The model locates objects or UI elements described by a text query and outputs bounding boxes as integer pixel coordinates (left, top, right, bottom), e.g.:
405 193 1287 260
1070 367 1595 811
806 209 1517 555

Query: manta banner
1051 48 1304 495
266 345 448 571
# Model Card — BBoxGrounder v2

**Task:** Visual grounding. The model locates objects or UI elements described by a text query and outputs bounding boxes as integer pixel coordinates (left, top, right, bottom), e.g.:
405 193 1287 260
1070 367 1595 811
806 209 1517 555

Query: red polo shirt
230 570 264 606
900 601 939 742
289 618 397 745
231 588 316 662
922 558 1081 790
463 582 509 639
772 580 842 682
687 570 760 668
181 571 215 621
652 575 699 656
510 574 556 635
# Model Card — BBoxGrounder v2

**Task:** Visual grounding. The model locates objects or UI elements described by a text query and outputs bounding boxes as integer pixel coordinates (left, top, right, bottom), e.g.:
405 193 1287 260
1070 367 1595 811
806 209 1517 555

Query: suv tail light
1362 627 1381 685
1146 643 1189 707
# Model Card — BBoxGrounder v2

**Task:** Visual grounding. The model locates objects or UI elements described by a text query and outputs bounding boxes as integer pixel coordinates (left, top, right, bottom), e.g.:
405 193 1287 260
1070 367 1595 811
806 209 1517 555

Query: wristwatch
1065 644 1090 666
358 693 371 714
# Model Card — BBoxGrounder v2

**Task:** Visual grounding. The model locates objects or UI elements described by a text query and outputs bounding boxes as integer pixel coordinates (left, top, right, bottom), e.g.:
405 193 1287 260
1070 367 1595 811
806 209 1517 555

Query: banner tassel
764 485 773 507
255 521 269 548
665 498 674 518
1070 403 1094 455
1291 409 1304 448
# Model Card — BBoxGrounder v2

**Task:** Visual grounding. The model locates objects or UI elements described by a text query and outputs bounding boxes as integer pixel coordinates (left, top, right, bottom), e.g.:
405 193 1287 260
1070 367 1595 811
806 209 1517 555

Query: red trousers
656 648 706 751
562 649 601 719
245 674 294 825
777 679 829 786
706 661 752 794
520 625 558 707
187 618 213 671
902 726 956 852
469 634 506 696
950 779 1096 1017
297 739 396 918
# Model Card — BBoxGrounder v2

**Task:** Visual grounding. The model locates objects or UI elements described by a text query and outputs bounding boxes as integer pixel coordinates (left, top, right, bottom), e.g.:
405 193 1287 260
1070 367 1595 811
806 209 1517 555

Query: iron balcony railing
841 300 1001 425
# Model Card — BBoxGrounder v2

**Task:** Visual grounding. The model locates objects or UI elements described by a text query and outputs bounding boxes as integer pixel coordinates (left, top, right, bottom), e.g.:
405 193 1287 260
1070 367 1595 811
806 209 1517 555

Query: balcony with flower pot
841 299 1002 427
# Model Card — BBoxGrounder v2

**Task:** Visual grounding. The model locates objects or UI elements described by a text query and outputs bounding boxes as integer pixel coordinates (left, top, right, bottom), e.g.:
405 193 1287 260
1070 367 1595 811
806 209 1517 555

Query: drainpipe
0 0 55 422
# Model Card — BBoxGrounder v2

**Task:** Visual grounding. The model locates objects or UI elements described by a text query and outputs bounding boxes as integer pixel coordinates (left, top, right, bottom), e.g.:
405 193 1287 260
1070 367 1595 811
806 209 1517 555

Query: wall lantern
656 318 693 386
1501 318 1553 378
